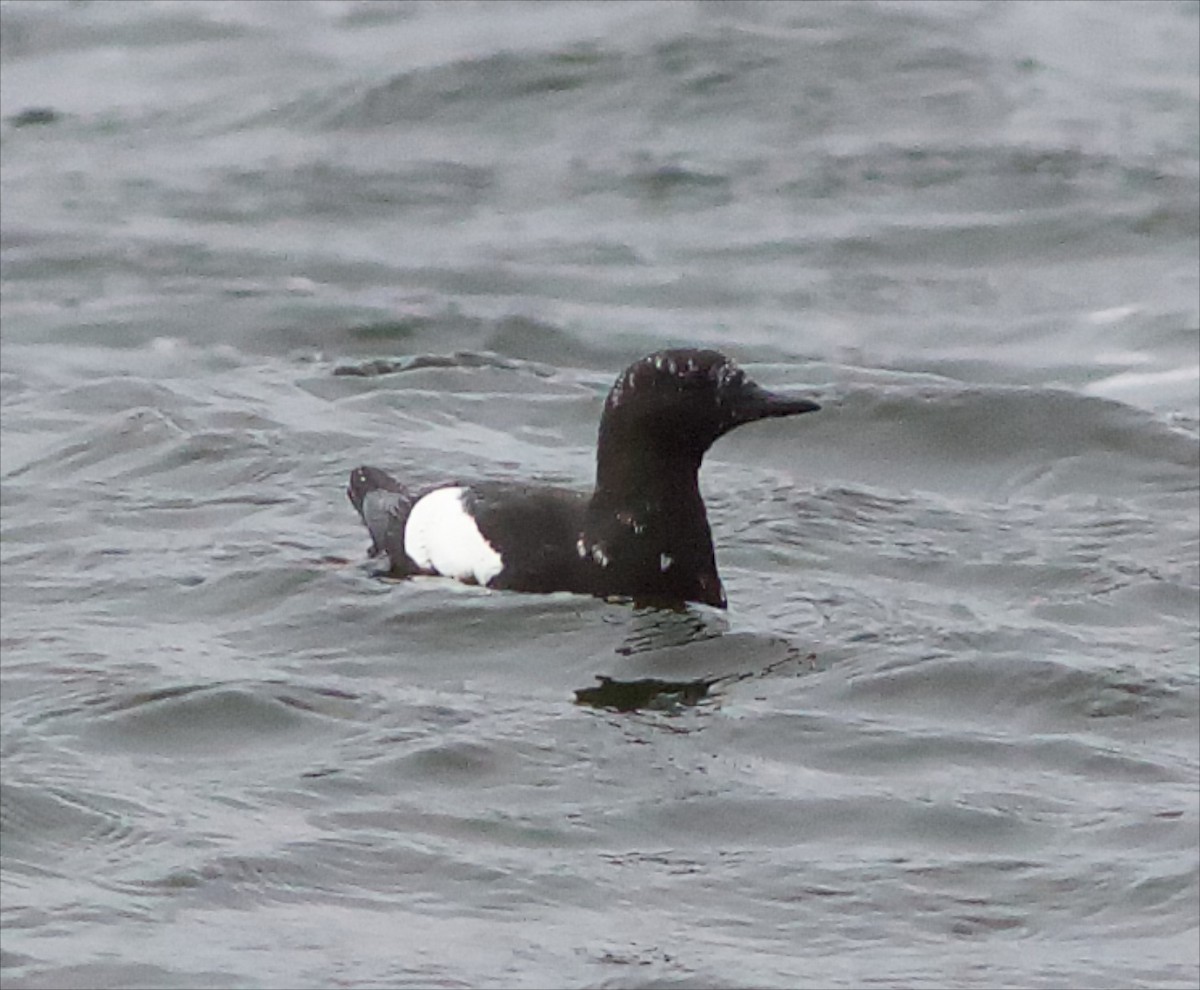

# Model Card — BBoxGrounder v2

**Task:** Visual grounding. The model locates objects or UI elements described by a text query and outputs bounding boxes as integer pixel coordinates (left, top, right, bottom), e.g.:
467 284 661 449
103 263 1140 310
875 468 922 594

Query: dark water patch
577 627 817 711
7 107 60 127
574 676 719 713
610 605 730 653
624 159 733 209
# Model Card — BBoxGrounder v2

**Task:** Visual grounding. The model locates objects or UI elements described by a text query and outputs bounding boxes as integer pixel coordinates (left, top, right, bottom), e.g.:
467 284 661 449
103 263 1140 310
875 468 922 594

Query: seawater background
1 2 1198 988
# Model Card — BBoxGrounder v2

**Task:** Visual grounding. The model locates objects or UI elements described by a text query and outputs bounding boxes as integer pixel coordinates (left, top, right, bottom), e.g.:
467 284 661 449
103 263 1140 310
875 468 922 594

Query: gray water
2 2 1198 988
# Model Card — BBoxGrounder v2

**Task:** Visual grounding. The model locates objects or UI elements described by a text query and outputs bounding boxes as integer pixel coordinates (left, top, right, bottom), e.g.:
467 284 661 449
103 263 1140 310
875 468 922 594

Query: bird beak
729 381 821 425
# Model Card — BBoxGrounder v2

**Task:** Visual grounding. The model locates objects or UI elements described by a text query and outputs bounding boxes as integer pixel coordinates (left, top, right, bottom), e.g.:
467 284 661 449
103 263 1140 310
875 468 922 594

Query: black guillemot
348 348 820 608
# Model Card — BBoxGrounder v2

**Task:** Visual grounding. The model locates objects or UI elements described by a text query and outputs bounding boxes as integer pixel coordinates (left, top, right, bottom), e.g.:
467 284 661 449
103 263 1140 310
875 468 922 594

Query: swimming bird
348 348 820 608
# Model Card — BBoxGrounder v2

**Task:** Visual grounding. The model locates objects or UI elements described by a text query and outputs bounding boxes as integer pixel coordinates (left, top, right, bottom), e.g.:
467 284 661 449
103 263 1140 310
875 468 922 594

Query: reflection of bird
348 348 820 609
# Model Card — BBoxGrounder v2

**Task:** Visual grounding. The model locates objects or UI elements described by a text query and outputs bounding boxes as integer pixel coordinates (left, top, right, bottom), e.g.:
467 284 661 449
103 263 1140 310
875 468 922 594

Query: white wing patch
404 487 504 586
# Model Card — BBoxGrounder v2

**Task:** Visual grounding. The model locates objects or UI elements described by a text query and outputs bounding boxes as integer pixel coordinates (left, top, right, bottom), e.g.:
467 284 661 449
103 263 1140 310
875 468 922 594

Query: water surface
2 2 1198 988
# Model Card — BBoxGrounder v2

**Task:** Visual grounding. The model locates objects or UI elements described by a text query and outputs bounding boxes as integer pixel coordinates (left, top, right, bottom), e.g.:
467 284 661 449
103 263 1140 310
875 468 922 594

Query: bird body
348 349 819 608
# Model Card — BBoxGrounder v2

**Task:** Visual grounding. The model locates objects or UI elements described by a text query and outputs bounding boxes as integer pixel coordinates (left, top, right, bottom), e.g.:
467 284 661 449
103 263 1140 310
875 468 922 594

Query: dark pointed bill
730 382 821 425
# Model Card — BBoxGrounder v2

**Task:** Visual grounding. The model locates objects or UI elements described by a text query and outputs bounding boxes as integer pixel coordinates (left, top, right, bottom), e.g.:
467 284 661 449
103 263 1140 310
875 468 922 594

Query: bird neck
584 428 724 607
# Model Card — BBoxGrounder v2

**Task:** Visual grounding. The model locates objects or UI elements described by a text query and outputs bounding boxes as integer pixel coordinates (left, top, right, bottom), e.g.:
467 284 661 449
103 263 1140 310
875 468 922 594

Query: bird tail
347 466 416 573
